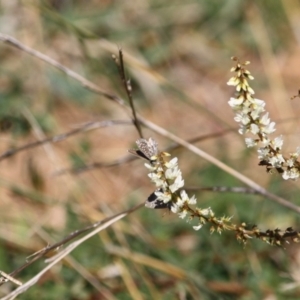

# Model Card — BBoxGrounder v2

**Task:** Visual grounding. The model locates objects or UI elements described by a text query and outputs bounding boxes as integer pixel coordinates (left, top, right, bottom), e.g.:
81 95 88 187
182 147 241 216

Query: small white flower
263 122 276 134
154 190 172 203
169 175 184 193
144 163 157 171
178 210 188 219
283 169 300 180
247 87 255 94
242 108 251 116
260 113 270 126
251 98 265 108
286 158 295 168
193 224 203 231
228 97 244 107
261 138 270 147
175 196 185 208
245 138 257 147
282 171 289 180
238 126 247 135
250 124 260 135
179 190 189 202
200 207 213 216
148 173 164 187
272 136 283 150
234 113 251 125
269 154 285 167
250 109 260 121
227 77 239 86
257 147 270 160
165 157 178 168
171 204 179 213
165 166 181 180
187 195 197 205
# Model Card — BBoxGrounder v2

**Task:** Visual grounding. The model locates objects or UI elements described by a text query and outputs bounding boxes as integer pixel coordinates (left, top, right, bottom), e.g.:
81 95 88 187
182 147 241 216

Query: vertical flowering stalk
227 57 300 180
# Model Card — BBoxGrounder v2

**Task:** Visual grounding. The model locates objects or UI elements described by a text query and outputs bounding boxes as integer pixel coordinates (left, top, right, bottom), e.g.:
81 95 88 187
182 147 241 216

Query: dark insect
128 138 158 161
145 190 173 210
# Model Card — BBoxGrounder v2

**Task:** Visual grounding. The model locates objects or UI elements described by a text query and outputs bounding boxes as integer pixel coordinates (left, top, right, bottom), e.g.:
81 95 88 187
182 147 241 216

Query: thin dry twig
0 33 125 107
55 129 233 175
0 120 131 162
186 186 261 195
0 271 22 287
53 155 136 175
113 49 143 138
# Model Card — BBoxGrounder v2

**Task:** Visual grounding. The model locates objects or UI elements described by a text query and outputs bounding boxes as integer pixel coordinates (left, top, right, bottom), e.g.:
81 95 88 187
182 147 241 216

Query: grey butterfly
129 138 158 161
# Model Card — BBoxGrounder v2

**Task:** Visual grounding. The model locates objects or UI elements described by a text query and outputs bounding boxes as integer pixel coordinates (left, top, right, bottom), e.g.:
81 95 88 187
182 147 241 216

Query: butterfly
145 190 173 209
128 138 158 162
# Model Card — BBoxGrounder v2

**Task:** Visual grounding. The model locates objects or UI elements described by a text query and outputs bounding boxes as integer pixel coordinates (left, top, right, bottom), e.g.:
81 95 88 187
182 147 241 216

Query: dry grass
1 1 300 299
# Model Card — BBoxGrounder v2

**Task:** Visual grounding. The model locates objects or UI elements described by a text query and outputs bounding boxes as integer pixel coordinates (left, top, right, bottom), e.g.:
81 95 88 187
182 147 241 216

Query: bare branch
0 120 131 162
53 155 136 175
0 33 125 107
113 49 143 138
55 129 233 175
186 186 260 195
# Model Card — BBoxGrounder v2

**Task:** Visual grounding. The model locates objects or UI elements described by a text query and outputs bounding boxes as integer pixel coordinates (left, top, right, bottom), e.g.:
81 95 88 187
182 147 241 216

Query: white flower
269 154 285 167
250 109 261 121
250 124 260 135
261 138 270 147
260 113 270 126
171 196 185 213
171 204 179 213
228 97 244 108
178 210 188 219
175 196 185 208
245 138 257 147
165 166 181 180
144 162 157 171
234 113 250 125
238 126 247 135
148 173 164 187
187 195 197 205
193 224 203 231
199 207 213 216
169 175 184 193
272 136 283 150
257 147 270 160
165 157 178 168
227 77 239 86
179 190 189 202
247 87 255 94
251 98 265 107
263 122 276 134
154 190 172 203
286 158 295 168
283 169 300 180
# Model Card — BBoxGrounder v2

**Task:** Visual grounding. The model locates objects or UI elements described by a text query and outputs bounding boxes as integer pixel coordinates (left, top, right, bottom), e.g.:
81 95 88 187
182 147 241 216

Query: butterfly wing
145 190 172 209
136 138 158 160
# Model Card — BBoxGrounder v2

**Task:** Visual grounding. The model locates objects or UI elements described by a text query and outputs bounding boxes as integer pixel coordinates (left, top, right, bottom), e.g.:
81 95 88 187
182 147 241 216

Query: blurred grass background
1 0 300 299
